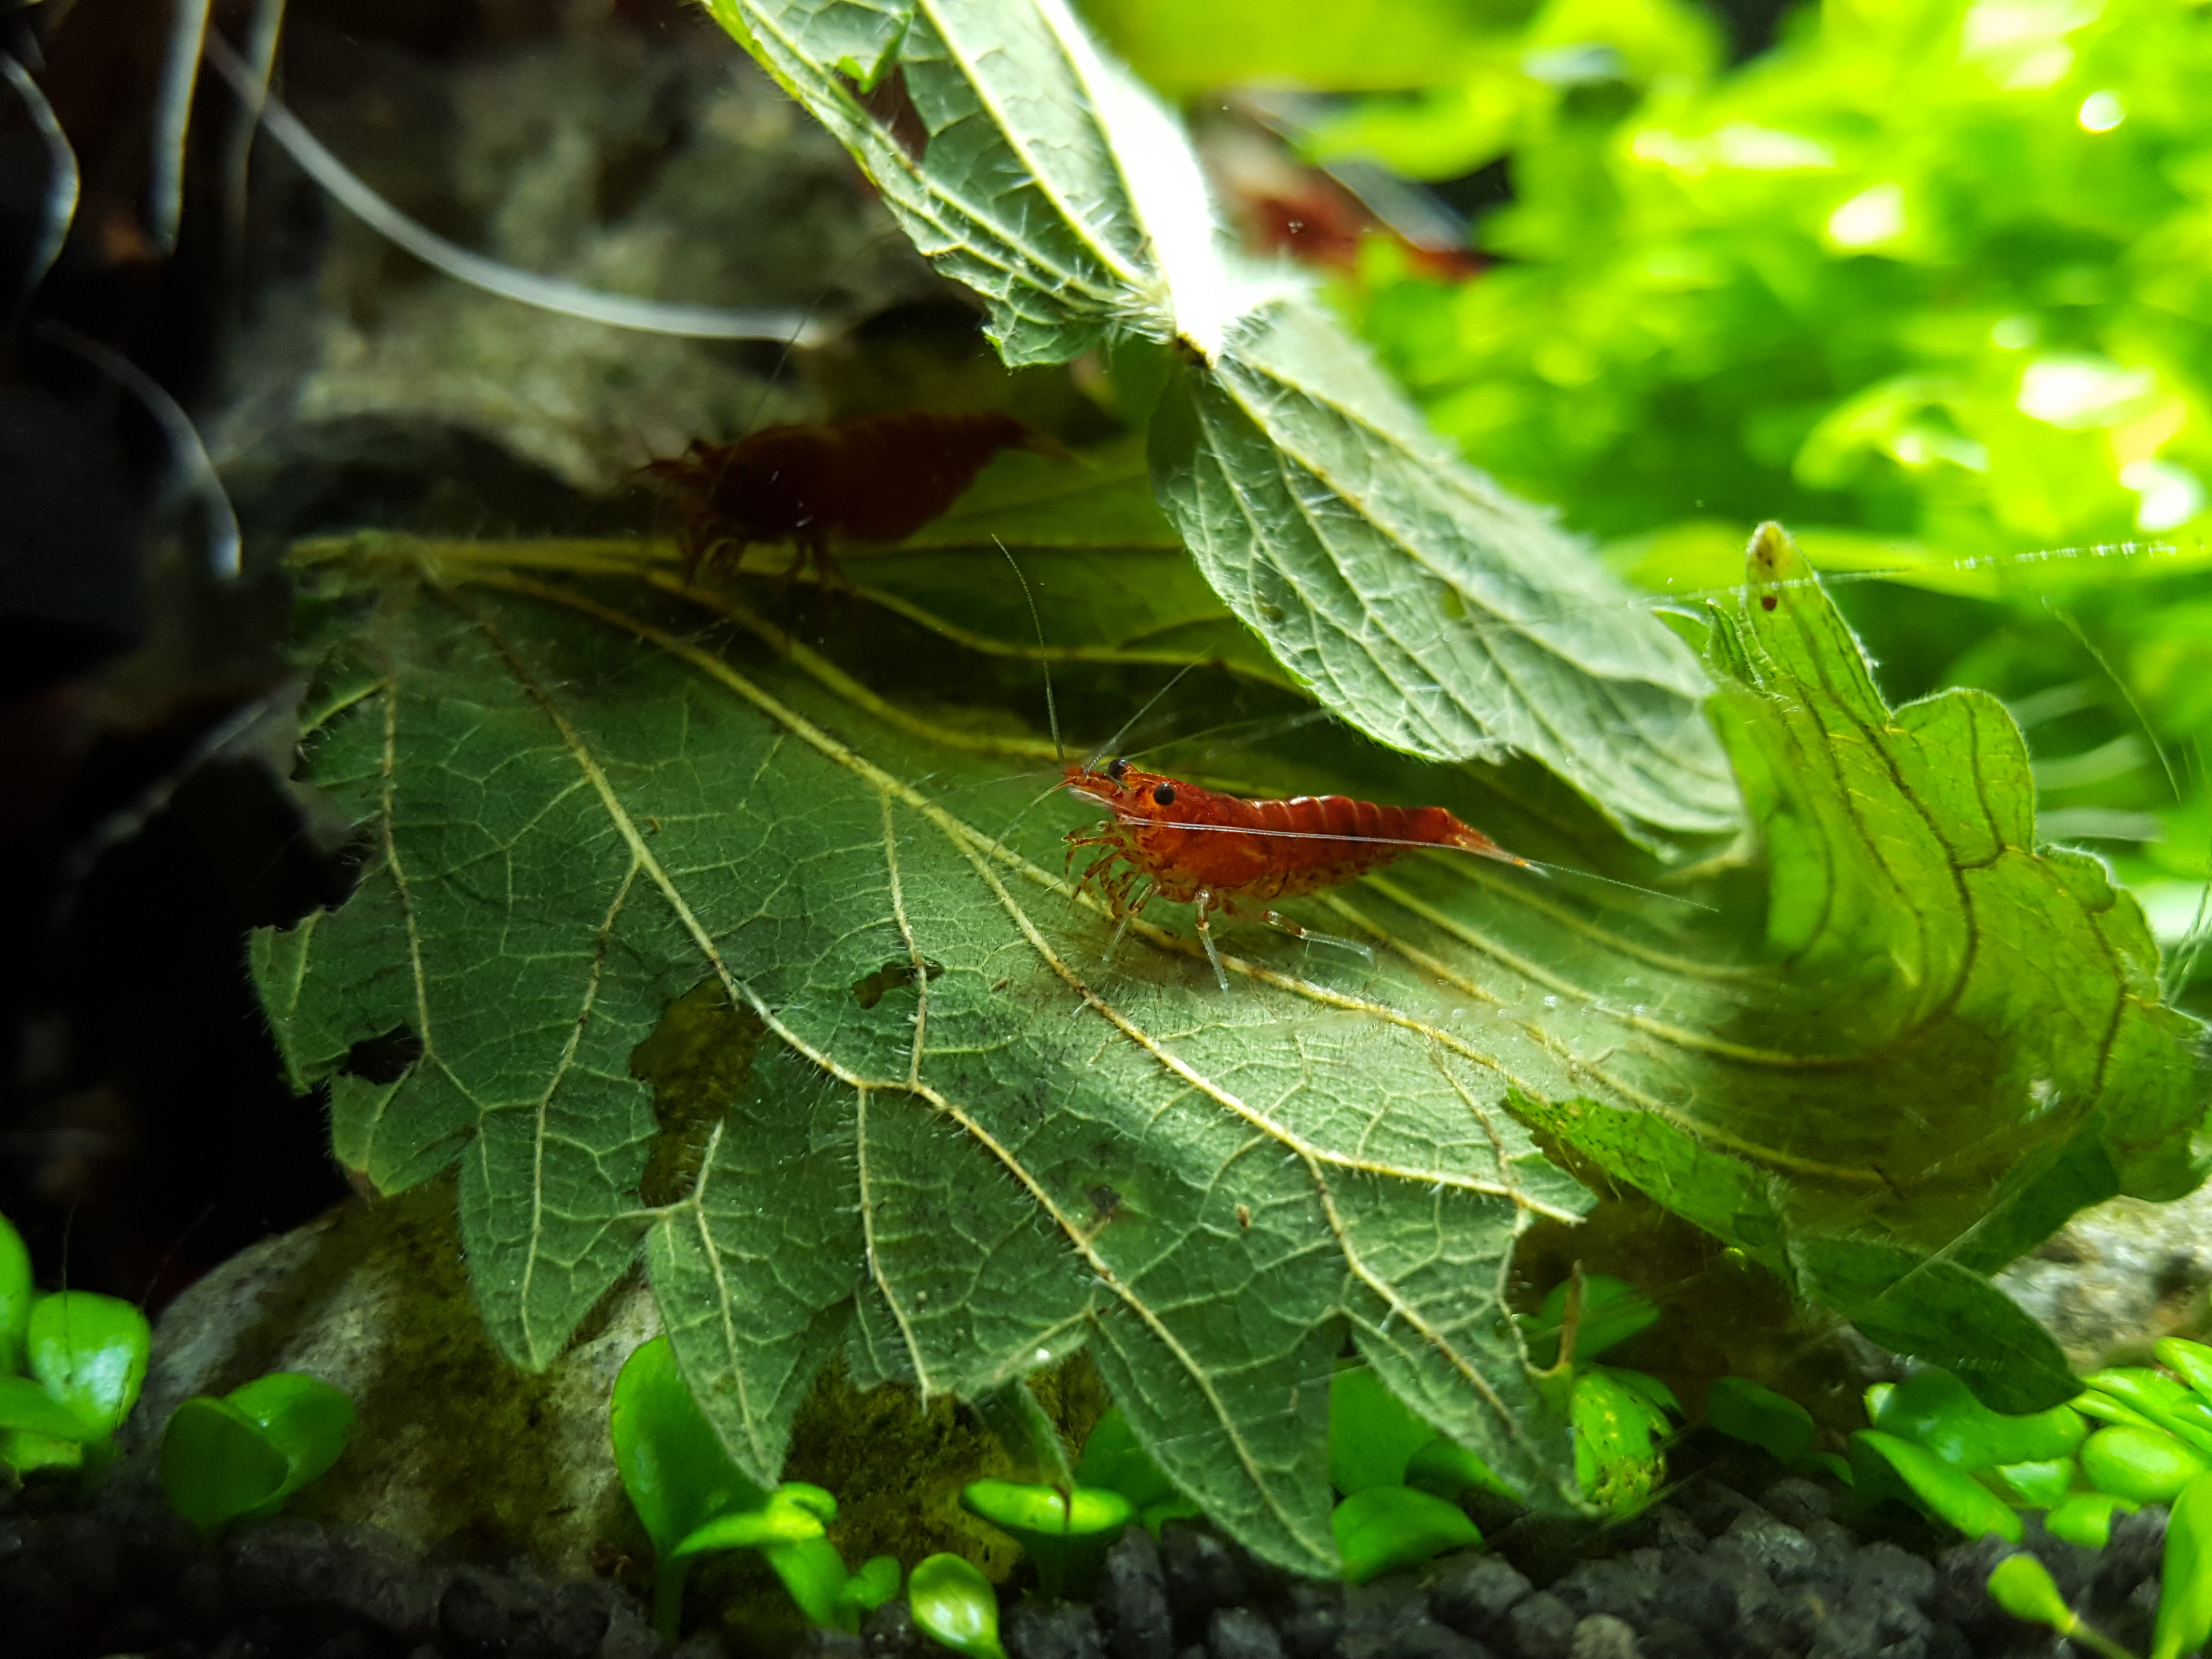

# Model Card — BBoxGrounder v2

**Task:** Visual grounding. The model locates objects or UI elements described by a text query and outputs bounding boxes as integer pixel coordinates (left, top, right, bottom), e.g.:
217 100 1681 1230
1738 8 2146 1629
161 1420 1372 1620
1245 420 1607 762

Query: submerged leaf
700 0 1737 841
257 517 2201 1570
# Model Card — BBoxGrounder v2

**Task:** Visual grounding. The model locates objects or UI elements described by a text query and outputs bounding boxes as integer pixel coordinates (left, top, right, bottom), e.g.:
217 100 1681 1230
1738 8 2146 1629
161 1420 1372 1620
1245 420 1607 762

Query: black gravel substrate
0 1472 2171 1659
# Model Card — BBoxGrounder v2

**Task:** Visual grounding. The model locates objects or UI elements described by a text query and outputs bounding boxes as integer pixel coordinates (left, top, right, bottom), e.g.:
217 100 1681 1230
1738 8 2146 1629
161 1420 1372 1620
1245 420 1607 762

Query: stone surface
1995 1183 2212 1368
1099 1527 1176 1659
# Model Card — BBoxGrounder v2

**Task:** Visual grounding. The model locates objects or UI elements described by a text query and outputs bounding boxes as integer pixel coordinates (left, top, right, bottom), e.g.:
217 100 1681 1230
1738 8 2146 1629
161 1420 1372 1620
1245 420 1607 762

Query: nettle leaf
258 535 1599 1576
699 0 1736 842
1516 525 2206 1411
258 512 2201 1566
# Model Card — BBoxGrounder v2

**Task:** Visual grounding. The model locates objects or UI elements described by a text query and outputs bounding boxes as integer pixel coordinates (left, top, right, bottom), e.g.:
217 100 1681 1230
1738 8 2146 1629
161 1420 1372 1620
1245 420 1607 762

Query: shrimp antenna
1084 662 1200 772
996 537 1060 763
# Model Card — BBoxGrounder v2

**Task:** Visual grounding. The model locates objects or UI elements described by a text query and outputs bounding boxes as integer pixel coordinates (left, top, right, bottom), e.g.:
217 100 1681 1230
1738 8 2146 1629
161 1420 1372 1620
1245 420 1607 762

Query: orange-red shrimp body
1062 757 1527 984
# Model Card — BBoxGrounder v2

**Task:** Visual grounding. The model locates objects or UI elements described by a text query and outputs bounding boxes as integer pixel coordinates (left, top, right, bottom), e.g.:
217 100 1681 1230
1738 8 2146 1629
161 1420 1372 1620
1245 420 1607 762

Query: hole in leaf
630 979 764 1205
851 958 944 1009
342 1027 421 1085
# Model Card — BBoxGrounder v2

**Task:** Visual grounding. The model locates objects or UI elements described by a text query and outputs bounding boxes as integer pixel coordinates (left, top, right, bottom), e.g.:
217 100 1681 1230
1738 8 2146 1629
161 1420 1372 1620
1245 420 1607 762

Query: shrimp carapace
644 410 1065 585
1061 756 1530 987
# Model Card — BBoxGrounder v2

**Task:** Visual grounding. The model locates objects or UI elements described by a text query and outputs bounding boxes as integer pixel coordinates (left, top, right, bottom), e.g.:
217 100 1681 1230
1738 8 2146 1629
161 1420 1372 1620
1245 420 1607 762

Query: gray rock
138 1189 659 1580
1995 1184 2212 1368
1161 1526 1257 1632
1756 1479 1833 1531
1568 1614 1638 1659
1276 1579 1346 1659
1847 1542 1936 1608
227 1517 337 1607
1634 1616 1707 1659
1428 1552 1531 1638
863 1599 927 1659
1504 1592 1577 1659
1340 1577 1435 1659
324 1524 445 1643
798 1631 867 1659
1100 1529 1176 1659
1209 1607 1287 1659
1006 1600 1108 1659
1551 1551 1659 1626
1611 1506 1703 1555
600 1595 666 1659
1720 1509 1821 1585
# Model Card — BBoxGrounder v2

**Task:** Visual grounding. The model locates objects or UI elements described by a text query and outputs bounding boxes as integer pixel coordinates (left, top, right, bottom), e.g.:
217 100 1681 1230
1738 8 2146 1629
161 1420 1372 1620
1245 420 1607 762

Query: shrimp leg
1194 889 1230 993
1263 909 1375 963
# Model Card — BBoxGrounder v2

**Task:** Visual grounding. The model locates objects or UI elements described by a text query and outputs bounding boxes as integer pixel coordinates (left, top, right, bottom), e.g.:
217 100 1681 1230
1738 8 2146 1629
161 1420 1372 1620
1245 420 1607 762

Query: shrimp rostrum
1061 757 1530 990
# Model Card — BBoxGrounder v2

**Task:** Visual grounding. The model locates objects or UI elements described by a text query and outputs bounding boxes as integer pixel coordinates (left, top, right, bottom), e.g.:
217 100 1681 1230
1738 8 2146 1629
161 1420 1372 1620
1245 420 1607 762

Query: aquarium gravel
0 1469 2171 1659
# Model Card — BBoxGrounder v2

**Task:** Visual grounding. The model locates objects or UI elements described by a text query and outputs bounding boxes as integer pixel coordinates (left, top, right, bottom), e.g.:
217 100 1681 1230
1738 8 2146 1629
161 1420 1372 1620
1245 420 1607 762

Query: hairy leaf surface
258 506 2201 1563
699 0 1737 840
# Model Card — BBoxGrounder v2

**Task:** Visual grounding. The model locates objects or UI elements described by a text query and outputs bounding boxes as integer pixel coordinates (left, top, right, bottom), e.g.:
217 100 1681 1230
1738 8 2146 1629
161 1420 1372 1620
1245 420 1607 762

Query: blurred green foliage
1101 0 2212 995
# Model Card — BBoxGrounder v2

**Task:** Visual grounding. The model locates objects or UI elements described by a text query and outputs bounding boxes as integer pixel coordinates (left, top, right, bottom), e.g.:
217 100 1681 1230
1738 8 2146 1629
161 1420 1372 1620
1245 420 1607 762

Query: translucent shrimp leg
1262 909 1375 962
1194 889 1230 993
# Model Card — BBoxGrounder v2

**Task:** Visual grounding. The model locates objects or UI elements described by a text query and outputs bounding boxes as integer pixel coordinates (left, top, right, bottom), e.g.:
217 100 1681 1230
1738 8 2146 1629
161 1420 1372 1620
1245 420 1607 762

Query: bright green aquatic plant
1331 1486 1481 1585
159 1372 355 1535
1987 1554 2140 1659
0 1215 152 1482
1706 1376 1849 1484
908 1553 1009 1659
959 1479 1133 1600
610 1336 897 1636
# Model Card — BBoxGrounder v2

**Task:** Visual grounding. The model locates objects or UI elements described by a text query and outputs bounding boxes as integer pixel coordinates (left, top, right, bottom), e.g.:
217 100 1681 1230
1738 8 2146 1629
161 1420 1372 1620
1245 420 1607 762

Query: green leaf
1519 525 2205 1394
764 1534 856 1629
1988 1459 2075 1510
1864 1368 2085 1471
1572 1365 1671 1513
1849 1431 2023 1542
702 0 1737 842
961 1480 1133 1598
259 513 2202 1571
1075 1406 1179 1511
611 1336 772 1560
0 1213 31 1376
1329 1364 1441 1496
1077 0 1535 95
2080 1425 2209 1503
0 1374 98 1442
224 1373 355 1513
909 1552 1009 1659
2083 1370 2212 1459
26 1291 149 1441
2045 1490 2136 1551
842 1555 903 1615
159 1397 290 1534
2155 1471 2212 1659
1706 1376 1817 1469
1330 1485 1481 1585
2156 1339 2212 1402
1404 1436 1515 1501
1149 301 1737 839
1525 1273 1657 1367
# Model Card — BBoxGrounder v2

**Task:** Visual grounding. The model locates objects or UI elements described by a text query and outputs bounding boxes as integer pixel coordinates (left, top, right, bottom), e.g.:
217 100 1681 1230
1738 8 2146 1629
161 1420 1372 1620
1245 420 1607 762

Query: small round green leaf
2082 1424 2209 1503
961 1480 1134 1537
1329 1365 1440 1495
1707 1377 1817 1467
841 1555 902 1615
2156 1339 2212 1402
1985 1553 2074 1632
2044 1490 2136 1551
1848 1431 2023 1542
611 1337 768 1560
2083 1370 2212 1458
0 1213 31 1376
764 1534 853 1630
1331 1485 1480 1585
909 1552 1008 1659
1076 1407 1178 1511
160 1396 289 1534
1866 1369 2084 1471
1573 1366 1671 1513
27 1291 149 1440
226 1373 355 1507
0 1374 98 1441
2155 1470 2212 1659
1987 1459 2074 1510
1404 1436 1514 1501
671 1489 828 1560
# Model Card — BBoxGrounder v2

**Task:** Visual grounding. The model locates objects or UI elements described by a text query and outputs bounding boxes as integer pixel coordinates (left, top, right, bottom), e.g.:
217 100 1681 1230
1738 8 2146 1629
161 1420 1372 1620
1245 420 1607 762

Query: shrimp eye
1105 757 1129 781
1152 784 1177 807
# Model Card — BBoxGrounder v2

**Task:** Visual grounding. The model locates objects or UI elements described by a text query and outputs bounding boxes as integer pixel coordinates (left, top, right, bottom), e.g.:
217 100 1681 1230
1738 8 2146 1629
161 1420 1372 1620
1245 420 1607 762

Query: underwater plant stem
653 1560 690 1640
